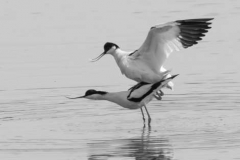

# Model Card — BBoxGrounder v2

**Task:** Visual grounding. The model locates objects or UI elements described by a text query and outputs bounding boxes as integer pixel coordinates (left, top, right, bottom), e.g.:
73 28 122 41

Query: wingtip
176 18 214 48
208 18 214 21
201 18 214 21
171 74 179 79
162 74 179 82
176 18 214 24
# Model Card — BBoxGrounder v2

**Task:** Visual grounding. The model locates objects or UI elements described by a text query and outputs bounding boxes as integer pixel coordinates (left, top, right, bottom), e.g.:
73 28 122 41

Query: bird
90 18 213 91
66 74 178 126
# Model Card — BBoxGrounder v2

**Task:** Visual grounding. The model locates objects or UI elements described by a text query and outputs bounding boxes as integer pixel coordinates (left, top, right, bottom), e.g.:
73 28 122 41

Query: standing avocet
91 18 213 90
67 74 178 126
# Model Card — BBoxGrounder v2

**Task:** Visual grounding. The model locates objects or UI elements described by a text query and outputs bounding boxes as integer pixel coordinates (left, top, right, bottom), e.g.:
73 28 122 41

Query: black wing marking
128 81 162 103
128 74 179 103
176 18 214 48
127 82 149 99
129 50 138 56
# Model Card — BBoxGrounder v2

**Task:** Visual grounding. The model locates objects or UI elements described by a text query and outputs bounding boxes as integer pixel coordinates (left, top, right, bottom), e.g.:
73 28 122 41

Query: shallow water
1 0 240 160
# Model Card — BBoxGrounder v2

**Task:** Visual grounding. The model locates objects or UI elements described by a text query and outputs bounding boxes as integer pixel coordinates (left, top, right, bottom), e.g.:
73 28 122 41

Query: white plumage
67 74 178 125
91 18 213 89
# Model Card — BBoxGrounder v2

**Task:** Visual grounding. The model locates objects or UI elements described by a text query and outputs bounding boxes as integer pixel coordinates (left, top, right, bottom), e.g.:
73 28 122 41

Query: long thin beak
65 96 85 99
90 52 105 62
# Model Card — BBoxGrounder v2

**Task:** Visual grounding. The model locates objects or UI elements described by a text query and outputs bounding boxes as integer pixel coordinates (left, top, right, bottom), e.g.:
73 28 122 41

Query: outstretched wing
130 18 214 72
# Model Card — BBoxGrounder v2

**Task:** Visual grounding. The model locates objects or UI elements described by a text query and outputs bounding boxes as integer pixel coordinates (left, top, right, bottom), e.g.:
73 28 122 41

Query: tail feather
162 69 172 78
163 74 179 81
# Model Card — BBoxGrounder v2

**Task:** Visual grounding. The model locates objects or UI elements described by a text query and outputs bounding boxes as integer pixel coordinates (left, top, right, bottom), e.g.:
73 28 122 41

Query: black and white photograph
0 0 239 159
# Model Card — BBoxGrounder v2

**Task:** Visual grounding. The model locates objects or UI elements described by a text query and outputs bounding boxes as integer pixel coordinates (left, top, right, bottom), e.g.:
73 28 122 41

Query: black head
91 42 119 62
104 42 119 53
84 89 108 97
90 42 119 62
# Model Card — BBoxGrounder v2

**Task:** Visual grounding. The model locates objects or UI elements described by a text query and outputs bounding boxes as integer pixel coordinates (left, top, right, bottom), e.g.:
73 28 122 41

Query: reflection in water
88 127 173 160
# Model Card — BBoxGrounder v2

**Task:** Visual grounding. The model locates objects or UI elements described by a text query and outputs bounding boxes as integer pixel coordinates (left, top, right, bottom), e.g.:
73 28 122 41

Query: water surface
0 0 240 159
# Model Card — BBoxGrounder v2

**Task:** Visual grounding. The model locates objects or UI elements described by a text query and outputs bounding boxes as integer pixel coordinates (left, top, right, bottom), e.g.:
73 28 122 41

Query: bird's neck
98 91 128 106
104 91 124 101
111 49 129 63
110 49 132 74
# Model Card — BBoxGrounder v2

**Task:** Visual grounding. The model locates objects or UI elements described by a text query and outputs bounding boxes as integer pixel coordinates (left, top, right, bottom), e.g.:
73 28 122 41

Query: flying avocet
91 18 213 90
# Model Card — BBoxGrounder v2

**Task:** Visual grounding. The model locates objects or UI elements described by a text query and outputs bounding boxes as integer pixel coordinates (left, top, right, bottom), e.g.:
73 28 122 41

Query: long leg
144 105 151 126
140 108 146 124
